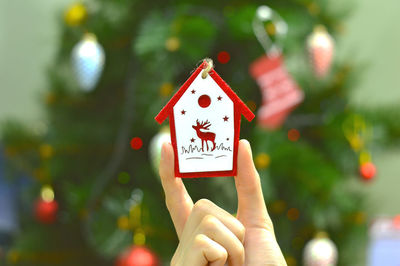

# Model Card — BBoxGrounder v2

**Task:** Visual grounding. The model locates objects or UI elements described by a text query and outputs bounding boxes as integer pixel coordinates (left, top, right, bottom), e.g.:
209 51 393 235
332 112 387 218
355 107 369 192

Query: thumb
235 140 272 230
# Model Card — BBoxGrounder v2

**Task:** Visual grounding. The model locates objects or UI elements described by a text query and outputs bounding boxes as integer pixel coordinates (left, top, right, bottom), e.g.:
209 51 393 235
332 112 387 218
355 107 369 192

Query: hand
159 139 286 266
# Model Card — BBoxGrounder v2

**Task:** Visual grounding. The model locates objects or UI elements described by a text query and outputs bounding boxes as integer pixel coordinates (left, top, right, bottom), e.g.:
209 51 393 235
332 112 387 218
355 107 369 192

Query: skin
159 139 287 266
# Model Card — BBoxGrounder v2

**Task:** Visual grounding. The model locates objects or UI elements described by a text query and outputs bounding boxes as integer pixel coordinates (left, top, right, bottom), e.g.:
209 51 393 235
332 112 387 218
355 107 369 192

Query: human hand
159 139 286 266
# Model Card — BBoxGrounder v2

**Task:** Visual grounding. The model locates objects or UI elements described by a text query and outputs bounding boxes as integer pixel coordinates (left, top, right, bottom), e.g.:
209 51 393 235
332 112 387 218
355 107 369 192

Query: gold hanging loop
201 58 214 79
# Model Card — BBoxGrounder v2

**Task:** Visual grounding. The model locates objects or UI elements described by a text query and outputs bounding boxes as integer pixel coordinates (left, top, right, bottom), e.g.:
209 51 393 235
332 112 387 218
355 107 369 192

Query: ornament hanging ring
201 58 213 79
253 5 288 57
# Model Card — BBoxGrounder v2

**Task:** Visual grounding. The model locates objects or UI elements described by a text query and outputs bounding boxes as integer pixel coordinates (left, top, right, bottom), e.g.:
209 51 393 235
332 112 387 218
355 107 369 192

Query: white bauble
307 25 334 78
303 233 338 266
71 33 105 92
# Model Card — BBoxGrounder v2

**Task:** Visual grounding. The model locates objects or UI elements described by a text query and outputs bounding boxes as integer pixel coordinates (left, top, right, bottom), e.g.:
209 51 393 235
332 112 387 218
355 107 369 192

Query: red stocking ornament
251 6 303 130
250 55 304 130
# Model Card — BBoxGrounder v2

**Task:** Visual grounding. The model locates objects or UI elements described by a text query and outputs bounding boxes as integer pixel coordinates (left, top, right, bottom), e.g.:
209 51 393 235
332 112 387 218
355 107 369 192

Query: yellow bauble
255 153 270 169
64 3 87 26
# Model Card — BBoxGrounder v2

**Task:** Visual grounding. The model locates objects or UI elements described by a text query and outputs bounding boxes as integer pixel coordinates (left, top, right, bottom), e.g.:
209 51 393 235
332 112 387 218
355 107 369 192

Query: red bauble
116 246 159 266
35 198 59 224
360 162 376 181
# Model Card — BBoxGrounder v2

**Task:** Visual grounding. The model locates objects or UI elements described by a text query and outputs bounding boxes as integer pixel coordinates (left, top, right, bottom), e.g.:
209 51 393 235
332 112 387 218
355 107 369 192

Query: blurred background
0 0 399 265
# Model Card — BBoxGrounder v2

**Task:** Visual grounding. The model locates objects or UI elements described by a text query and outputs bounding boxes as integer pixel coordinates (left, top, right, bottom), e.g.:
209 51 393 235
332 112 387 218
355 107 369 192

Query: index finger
234 140 272 229
159 142 194 239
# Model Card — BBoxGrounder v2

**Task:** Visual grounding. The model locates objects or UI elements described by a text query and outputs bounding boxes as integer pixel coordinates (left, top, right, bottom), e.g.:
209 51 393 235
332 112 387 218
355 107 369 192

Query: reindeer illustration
192 120 216 152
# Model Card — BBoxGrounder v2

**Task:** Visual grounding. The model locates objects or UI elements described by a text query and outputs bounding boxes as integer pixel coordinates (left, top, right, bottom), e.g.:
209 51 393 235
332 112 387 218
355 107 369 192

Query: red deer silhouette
192 120 216 152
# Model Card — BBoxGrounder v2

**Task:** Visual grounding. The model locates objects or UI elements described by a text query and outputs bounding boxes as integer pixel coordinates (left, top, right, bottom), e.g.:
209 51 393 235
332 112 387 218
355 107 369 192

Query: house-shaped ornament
155 60 255 178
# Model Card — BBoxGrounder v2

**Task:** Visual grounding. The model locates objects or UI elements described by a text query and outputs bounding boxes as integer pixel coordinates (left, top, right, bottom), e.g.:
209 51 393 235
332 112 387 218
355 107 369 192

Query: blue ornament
72 33 105 92
0 147 18 244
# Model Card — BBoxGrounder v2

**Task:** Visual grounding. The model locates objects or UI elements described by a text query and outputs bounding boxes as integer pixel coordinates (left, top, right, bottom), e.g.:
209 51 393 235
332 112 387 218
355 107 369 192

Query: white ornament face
173 72 234 174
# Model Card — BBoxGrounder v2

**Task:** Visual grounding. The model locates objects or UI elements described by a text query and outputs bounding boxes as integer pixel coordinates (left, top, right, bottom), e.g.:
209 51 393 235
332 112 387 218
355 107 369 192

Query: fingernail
241 139 251 151
240 139 253 159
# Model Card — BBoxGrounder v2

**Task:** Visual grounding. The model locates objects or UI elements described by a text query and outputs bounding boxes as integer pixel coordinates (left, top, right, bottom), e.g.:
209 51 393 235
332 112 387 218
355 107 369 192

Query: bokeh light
270 200 287 214
159 83 173 97
130 137 143 150
288 129 300 142
287 208 300 221
118 171 131 184
217 51 230 64
255 153 270 169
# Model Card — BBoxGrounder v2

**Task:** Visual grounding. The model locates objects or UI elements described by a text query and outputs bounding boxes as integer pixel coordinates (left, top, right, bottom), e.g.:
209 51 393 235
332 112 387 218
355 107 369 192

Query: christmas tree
2 0 400 265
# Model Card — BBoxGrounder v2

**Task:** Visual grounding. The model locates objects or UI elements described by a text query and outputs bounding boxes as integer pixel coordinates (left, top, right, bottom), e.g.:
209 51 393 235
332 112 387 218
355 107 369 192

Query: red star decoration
217 96 222 101
223 116 229 122
191 89 196 94
190 138 195 143
181 110 186 115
